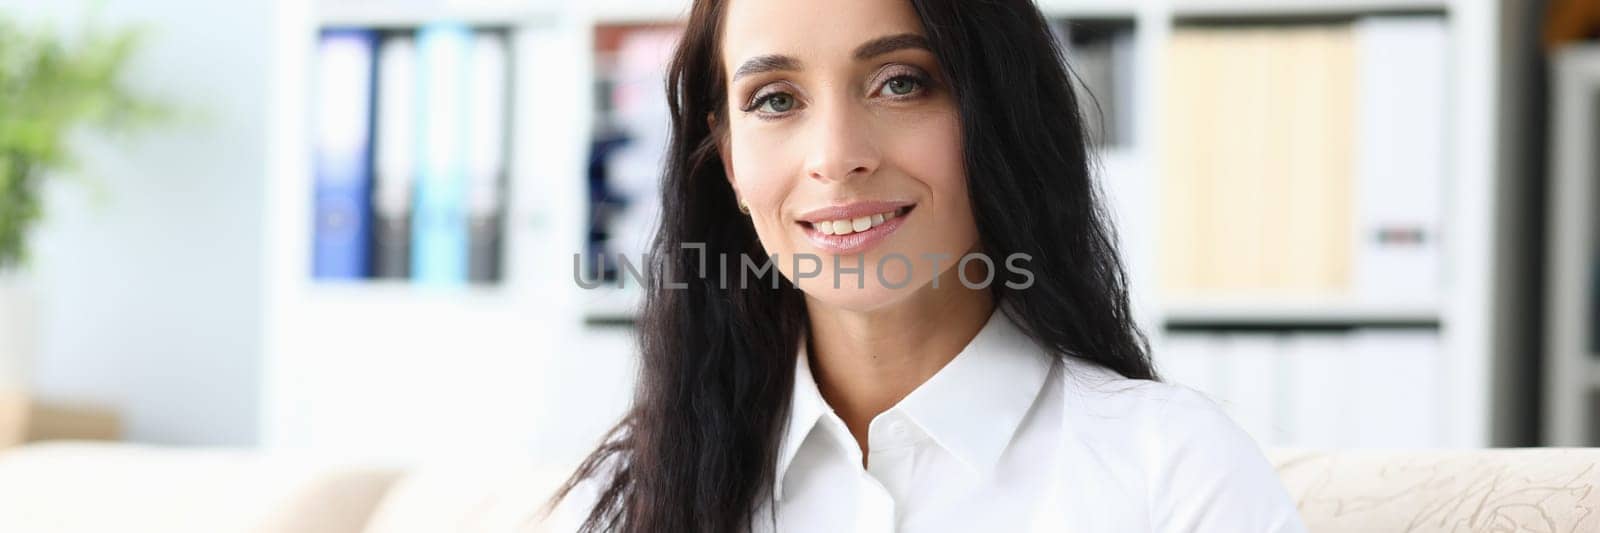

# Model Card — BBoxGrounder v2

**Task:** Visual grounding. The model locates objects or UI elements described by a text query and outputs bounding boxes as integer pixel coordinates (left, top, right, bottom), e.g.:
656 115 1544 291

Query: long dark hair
552 0 1155 531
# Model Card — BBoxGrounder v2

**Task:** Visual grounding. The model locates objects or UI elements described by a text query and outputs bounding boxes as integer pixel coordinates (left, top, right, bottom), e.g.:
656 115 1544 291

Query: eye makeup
867 64 935 100
731 54 944 121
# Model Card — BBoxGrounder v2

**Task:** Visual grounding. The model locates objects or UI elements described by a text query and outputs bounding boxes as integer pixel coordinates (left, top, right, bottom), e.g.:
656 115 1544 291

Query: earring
738 199 750 215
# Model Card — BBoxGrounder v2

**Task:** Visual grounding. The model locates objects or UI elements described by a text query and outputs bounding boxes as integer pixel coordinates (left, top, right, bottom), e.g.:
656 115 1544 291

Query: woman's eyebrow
730 33 930 84
732 55 801 83
854 32 929 60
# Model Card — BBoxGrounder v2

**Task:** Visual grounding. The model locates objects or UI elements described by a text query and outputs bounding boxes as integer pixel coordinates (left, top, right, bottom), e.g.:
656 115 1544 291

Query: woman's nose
802 99 881 183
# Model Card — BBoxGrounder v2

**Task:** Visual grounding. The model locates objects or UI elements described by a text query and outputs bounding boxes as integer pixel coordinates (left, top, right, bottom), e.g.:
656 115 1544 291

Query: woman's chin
795 281 921 314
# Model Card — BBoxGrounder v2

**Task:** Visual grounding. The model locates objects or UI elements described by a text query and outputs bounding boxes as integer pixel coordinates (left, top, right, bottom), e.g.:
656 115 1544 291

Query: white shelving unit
1047 0 1507 449
1162 297 1441 328
263 0 621 463
1167 0 1448 18
316 3 547 27
260 0 1519 463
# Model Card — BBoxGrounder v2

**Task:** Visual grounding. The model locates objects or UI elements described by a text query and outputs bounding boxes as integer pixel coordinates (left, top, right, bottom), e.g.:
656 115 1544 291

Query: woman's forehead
719 0 927 67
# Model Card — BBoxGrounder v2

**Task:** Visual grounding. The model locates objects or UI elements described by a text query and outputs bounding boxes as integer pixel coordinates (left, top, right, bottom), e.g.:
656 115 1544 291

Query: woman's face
719 0 979 312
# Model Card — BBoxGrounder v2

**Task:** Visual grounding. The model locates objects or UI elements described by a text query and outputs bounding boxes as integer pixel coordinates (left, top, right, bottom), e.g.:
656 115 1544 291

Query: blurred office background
0 0 1596 469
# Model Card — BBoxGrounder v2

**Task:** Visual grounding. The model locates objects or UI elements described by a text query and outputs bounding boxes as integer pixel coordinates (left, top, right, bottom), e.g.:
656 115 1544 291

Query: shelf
316 1 552 27
1097 147 1142 166
1162 296 1441 329
580 286 644 327
1171 0 1448 21
315 0 1450 27
265 0 1516 455
588 0 691 24
1035 0 1142 19
301 280 515 306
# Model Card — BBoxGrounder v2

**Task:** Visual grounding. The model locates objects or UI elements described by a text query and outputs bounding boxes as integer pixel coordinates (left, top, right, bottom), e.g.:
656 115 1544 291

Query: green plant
0 15 166 272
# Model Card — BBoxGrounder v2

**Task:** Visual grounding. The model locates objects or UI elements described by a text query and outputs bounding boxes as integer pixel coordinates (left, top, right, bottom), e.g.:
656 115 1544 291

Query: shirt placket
860 412 920 532
852 473 896 533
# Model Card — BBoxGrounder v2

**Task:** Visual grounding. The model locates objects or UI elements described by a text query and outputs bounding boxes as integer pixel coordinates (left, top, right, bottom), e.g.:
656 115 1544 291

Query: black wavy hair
551 0 1156 531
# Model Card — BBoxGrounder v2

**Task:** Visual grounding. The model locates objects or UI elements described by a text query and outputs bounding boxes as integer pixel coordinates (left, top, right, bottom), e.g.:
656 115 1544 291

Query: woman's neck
803 265 996 462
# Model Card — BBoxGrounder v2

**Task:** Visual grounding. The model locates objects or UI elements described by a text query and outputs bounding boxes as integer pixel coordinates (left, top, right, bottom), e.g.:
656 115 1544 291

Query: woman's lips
798 204 915 255
795 200 914 224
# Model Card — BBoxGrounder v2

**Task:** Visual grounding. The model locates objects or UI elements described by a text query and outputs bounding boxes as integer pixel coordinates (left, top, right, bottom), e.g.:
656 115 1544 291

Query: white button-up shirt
751 310 1307 532
552 310 1308 532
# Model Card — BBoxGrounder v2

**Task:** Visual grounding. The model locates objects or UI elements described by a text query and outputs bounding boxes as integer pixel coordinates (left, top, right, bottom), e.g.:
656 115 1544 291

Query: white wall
7 0 279 445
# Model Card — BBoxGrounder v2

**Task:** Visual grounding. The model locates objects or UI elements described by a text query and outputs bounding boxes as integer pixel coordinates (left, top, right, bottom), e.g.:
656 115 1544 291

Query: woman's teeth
814 210 898 236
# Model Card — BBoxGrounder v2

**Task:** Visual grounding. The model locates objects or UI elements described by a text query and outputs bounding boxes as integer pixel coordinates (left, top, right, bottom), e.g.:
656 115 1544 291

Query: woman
550 0 1306 531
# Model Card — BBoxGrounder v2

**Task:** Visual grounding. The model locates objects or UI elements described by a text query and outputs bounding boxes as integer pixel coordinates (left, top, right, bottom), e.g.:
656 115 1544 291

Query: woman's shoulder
1056 356 1225 426
1052 357 1307 532
1055 356 1268 466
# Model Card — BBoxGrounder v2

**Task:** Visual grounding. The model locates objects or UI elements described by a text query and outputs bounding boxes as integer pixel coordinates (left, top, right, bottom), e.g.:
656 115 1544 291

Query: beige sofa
1271 448 1600 532
0 442 1596 532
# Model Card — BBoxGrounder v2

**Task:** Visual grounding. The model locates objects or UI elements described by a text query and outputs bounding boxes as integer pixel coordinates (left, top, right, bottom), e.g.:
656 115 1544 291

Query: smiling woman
546 0 1306 532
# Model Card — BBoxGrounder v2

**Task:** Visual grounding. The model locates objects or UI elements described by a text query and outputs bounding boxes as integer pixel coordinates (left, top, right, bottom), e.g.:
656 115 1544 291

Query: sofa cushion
0 441 403 533
1270 448 1600 533
361 457 576 533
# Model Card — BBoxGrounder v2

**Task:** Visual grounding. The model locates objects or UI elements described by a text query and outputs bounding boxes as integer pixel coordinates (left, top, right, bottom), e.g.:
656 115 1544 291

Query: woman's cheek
893 108 973 253
730 133 801 255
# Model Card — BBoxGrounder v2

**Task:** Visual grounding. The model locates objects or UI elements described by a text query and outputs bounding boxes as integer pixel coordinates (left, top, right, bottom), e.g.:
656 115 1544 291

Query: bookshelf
1545 44 1600 447
261 0 1523 462
1167 0 1448 19
315 3 548 27
1163 298 1441 329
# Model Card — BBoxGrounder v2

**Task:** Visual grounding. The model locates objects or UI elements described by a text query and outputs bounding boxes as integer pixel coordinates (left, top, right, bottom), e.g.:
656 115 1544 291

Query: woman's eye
878 75 922 97
757 93 796 113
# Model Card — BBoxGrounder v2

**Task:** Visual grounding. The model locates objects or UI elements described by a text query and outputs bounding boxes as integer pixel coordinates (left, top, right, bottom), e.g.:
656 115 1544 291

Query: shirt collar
774 336 828 501
773 307 1055 499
